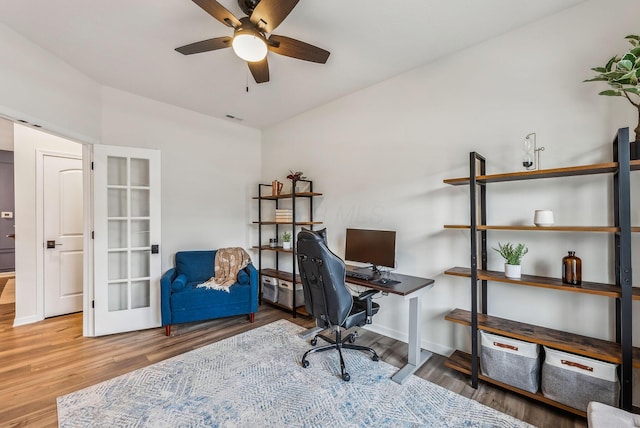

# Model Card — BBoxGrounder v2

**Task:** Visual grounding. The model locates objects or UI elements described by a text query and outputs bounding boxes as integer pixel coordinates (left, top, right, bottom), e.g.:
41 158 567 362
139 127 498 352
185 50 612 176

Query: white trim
35 149 83 322
82 144 95 337
13 314 41 327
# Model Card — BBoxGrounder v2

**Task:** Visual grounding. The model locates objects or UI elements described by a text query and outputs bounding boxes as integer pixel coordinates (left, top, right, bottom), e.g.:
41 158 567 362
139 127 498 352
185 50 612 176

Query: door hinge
91 231 94 239
92 300 95 309
91 161 94 170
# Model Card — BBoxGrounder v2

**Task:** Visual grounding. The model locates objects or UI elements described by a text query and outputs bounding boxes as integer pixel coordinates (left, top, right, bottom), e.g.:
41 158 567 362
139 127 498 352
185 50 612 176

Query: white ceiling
0 0 584 129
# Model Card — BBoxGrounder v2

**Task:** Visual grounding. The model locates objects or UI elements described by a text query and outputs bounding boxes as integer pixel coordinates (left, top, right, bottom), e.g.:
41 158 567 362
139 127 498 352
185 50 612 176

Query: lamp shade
232 30 268 62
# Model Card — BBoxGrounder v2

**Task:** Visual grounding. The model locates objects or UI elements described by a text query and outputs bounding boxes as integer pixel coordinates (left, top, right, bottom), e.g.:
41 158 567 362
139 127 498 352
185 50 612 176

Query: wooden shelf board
260 268 301 284
252 221 323 225
444 162 618 185
252 245 294 254
444 225 619 232
444 266 640 299
445 308 640 366
252 192 323 200
262 299 308 315
445 350 586 417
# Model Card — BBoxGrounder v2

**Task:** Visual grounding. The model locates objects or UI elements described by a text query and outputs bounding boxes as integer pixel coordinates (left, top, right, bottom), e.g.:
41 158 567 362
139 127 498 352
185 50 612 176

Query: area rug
57 320 534 428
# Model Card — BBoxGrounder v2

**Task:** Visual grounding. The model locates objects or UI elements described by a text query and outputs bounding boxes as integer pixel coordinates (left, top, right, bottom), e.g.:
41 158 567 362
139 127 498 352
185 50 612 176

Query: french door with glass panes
92 145 161 336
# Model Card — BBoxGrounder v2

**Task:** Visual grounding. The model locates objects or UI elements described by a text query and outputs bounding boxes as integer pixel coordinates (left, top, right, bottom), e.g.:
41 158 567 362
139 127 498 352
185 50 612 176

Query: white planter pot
504 263 521 279
282 241 292 250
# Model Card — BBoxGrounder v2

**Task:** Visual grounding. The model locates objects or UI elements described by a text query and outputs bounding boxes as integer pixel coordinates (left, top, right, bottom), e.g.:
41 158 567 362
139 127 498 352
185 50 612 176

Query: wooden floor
0 282 586 427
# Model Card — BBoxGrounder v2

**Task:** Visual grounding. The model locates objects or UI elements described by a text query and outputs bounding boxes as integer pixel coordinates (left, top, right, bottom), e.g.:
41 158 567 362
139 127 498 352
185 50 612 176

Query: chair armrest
246 263 259 312
357 289 379 324
160 268 176 326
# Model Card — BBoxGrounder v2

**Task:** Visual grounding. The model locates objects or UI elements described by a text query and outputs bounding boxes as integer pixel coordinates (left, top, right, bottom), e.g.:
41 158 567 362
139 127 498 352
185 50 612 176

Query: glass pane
108 188 127 217
108 251 128 280
130 158 149 187
131 189 149 217
131 220 149 247
107 157 127 186
108 282 129 311
131 280 150 309
131 250 150 278
108 220 127 249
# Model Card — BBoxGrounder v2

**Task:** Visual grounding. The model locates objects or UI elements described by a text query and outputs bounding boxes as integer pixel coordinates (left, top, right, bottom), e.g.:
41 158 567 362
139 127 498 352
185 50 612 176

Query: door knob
46 240 63 249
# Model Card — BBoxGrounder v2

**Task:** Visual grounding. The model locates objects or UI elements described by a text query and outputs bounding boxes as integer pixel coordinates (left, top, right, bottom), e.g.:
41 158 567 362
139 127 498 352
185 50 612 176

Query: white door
92 145 161 336
43 155 83 317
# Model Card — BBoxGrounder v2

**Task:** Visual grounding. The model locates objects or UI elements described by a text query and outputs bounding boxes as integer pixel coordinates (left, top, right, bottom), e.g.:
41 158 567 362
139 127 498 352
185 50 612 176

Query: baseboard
362 323 454 358
13 314 42 327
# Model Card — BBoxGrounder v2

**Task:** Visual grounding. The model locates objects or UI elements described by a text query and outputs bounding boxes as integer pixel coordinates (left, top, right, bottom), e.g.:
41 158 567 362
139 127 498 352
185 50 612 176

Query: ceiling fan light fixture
232 29 268 62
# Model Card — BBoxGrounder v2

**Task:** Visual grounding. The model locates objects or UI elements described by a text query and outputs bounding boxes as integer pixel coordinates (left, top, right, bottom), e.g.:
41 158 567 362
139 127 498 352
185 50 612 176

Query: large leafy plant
585 34 640 141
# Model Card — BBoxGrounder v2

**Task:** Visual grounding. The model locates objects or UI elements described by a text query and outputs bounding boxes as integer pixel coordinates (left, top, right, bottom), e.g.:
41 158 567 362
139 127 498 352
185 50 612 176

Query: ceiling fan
176 0 330 84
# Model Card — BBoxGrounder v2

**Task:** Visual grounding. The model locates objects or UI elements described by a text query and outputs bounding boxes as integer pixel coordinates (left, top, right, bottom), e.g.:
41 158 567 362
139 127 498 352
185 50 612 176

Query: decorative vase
282 241 291 250
504 263 521 279
562 251 582 285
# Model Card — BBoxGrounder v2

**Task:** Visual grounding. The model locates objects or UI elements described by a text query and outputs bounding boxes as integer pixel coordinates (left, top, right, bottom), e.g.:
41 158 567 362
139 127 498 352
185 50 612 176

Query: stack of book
275 209 293 223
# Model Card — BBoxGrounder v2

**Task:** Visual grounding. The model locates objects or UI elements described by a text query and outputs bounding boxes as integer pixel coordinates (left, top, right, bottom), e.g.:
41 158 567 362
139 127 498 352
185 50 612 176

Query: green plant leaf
591 66 607 73
599 90 623 96
625 87 640 95
584 77 609 82
618 59 633 71
605 56 619 72
626 35 640 41
631 46 640 57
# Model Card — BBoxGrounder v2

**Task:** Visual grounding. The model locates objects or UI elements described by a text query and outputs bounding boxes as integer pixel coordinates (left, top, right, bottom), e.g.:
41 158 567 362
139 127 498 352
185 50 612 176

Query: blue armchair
161 250 258 336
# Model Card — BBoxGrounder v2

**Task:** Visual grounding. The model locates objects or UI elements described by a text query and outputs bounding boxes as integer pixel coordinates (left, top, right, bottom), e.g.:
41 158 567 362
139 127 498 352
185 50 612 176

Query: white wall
0 23 101 144
0 118 13 151
262 0 640 356
13 125 82 325
100 87 262 270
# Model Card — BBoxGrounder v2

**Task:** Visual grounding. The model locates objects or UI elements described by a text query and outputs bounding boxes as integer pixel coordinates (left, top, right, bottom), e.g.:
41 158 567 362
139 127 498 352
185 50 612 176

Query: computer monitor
344 228 396 271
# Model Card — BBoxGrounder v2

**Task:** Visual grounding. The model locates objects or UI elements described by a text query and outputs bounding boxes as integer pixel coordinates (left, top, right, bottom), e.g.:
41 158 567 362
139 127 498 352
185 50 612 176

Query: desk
346 267 435 384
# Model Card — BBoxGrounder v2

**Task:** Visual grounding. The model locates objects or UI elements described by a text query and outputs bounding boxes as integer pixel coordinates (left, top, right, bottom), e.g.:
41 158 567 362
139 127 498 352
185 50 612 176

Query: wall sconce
522 132 545 171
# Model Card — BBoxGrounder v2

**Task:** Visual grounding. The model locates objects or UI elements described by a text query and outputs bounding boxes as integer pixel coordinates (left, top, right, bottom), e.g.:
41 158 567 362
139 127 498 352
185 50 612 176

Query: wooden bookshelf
445 308 640 367
444 266 640 299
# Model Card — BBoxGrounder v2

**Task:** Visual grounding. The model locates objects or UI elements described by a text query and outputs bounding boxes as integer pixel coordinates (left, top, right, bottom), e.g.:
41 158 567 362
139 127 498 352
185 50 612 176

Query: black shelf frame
457 127 634 411
255 179 317 317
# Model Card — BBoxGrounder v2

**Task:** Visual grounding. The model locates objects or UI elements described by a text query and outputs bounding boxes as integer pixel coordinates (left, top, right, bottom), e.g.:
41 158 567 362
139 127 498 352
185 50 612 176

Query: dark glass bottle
562 251 582 285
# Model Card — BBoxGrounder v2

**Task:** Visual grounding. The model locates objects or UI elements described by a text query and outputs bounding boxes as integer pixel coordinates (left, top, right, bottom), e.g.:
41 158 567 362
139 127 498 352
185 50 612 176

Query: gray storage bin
481 331 541 393
277 280 304 308
262 276 279 303
541 346 619 411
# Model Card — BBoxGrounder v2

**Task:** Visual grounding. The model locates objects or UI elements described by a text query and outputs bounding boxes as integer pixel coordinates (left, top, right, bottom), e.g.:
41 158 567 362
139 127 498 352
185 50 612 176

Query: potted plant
286 170 306 194
493 242 528 279
281 231 292 250
585 34 640 157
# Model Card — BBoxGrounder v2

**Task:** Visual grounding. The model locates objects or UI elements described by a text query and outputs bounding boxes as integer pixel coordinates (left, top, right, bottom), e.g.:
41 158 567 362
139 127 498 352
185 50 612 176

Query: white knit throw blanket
197 247 251 293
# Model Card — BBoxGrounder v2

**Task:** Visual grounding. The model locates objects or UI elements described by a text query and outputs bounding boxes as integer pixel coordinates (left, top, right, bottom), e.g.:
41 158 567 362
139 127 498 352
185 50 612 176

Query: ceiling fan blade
175 36 232 55
268 35 330 64
250 0 299 33
192 0 242 28
248 58 270 84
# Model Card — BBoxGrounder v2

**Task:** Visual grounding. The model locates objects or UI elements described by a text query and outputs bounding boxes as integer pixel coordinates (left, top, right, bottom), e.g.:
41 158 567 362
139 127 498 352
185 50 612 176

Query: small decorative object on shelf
281 231 292 250
493 242 528 279
533 209 554 226
271 180 283 196
286 170 306 193
585 34 640 152
269 238 277 248
562 251 582 285
522 132 545 170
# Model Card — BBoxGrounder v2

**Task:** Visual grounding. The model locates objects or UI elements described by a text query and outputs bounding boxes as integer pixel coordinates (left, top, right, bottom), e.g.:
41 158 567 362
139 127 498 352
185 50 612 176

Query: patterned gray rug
57 320 534 427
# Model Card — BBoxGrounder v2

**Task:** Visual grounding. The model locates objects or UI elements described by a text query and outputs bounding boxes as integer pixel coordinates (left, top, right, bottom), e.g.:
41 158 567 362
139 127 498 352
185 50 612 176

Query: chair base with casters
302 325 380 382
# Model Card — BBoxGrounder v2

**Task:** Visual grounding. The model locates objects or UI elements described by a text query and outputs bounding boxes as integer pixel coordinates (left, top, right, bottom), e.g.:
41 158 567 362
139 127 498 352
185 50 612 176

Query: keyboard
345 269 373 280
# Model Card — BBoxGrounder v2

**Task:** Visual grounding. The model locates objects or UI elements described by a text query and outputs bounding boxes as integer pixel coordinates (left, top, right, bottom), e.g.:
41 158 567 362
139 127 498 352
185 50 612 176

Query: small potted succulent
493 242 528 279
281 231 292 250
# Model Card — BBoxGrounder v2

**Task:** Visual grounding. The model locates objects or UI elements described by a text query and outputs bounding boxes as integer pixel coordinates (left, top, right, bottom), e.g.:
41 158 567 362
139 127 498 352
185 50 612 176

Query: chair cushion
171 281 251 310
175 251 216 282
237 269 249 285
343 299 380 330
171 274 188 292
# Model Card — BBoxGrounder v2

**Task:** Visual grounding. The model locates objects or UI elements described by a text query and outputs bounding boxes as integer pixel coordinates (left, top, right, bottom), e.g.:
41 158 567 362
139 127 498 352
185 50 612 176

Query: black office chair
296 228 380 381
